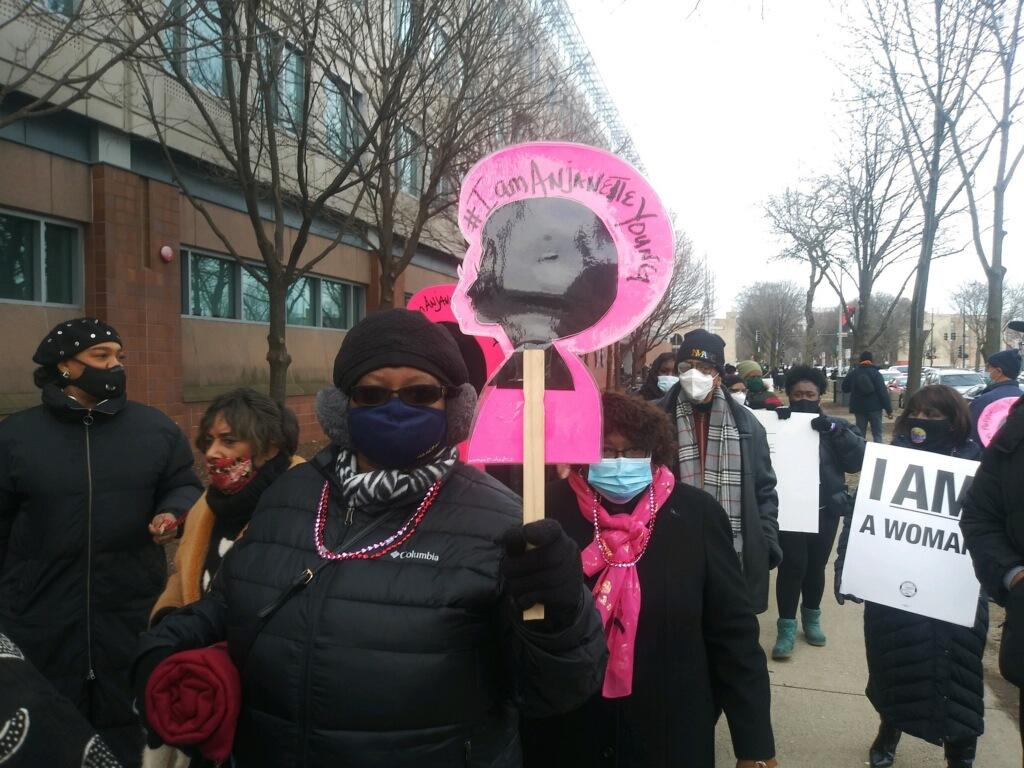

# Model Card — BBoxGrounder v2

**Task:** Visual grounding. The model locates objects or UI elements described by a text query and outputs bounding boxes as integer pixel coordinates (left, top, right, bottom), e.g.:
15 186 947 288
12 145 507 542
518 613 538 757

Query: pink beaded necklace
313 479 442 561
590 484 658 568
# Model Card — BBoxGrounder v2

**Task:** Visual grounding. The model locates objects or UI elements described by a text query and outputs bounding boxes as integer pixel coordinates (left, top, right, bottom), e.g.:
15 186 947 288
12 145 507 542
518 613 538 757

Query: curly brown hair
601 391 677 466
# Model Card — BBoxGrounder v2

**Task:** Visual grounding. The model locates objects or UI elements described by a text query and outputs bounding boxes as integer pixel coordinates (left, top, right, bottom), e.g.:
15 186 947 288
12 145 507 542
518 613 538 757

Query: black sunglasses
350 384 450 407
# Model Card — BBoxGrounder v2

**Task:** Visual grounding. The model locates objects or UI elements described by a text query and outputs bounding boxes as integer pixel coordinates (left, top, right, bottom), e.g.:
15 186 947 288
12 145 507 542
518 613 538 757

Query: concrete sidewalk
715 566 1021 767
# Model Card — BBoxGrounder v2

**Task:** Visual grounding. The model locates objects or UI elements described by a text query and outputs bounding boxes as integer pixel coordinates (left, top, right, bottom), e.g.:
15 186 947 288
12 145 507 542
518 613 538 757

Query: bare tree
764 178 842 362
945 0 1024 359
863 0 989 394
0 0 166 129
950 280 991 367
124 0 475 401
622 234 713 375
1004 281 1024 345
827 92 922 353
735 281 805 368
357 0 593 307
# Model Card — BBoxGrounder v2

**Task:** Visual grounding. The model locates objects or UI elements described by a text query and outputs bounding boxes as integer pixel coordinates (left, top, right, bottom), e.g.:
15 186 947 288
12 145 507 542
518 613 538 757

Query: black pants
776 508 840 619
855 410 884 443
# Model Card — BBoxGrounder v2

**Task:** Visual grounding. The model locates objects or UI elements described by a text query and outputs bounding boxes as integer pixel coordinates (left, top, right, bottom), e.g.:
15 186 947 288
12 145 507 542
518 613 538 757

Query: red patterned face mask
206 456 255 495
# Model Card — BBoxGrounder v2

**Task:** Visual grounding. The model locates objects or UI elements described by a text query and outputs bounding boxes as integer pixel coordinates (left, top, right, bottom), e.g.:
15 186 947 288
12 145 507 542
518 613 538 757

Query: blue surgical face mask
347 397 448 470
657 375 678 393
587 457 653 504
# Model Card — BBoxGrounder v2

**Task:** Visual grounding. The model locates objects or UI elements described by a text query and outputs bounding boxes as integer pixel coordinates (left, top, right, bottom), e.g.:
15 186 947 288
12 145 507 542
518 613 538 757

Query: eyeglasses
677 361 718 376
601 447 651 459
350 384 450 407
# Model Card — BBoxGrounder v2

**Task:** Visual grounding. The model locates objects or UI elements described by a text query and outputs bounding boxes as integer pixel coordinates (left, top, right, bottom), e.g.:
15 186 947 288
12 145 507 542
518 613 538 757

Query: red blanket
145 642 240 762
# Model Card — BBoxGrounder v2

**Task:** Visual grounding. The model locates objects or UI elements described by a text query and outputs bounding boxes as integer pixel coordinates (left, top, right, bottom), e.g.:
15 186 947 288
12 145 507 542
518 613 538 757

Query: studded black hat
33 318 122 369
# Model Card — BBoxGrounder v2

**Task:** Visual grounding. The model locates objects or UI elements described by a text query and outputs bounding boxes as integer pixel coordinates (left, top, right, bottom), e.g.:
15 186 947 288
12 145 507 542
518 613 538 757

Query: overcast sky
567 0 1023 316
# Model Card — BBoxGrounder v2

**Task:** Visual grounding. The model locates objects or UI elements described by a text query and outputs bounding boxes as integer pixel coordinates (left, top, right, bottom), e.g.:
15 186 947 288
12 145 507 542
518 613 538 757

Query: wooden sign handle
522 347 546 622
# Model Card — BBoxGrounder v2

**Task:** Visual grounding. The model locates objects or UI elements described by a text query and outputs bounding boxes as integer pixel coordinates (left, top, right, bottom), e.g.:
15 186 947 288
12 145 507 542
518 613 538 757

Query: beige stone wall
0 142 91 222
0 303 80 411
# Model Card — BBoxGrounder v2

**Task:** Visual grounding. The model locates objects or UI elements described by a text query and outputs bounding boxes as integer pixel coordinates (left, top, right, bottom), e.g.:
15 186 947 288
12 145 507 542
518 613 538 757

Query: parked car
882 370 908 408
922 368 986 397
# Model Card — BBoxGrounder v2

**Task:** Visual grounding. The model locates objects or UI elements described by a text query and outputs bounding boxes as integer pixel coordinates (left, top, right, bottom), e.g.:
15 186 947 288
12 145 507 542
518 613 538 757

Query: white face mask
731 391 747 406
679 368 715 402
657 375 679 393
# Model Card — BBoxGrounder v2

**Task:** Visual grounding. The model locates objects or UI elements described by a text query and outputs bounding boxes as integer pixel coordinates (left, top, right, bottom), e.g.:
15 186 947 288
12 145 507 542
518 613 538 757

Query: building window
186 250 236 317
393 0 412 42
321 279 366 330
0 210 80 305
45 0 76 15
260 31 305 129
182 248 365 329
324 76 362 156
397 126 423 195
241 266 270 322
286 276 315 327
167 0 225 96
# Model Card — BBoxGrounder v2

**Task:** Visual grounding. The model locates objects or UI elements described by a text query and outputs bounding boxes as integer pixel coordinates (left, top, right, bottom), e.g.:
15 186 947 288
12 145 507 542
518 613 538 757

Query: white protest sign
839 442 981 627
751 410 820 532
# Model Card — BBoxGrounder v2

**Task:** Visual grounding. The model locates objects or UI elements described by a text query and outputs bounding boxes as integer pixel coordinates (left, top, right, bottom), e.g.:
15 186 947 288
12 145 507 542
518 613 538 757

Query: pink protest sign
407 284 506 391
451 142 674 464
978 396 1016 447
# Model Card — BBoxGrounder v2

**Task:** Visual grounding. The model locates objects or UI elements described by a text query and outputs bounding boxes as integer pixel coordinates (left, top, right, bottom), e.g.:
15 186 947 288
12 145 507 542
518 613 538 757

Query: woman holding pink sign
523 392 777 768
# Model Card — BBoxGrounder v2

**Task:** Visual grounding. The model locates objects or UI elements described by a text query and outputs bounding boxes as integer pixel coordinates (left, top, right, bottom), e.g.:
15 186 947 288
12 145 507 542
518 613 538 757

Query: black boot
944 739 976 768
869 721 902 768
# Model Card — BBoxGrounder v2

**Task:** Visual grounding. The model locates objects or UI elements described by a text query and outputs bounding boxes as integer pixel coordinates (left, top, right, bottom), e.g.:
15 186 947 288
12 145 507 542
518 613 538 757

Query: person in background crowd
772 368 786 392
724 363 738 376
133 309 606 767
638 352 679 401
0 318 202 768
149 389 302 625
0 631 123 767
523 392 777 768
962 396 1024 753
660 329 782 614
968 349 1023 444
737 360 782 410
723 374 748 406
836 385 986 768
841 351 893 443
771 366 865 660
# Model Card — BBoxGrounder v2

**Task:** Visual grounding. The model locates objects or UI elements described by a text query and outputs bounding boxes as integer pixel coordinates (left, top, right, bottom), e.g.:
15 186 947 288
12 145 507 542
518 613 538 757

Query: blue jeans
856 410 884 442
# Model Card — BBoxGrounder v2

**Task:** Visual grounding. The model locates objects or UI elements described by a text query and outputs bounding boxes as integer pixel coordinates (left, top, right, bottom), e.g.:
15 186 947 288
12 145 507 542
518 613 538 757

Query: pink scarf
569 465 675 698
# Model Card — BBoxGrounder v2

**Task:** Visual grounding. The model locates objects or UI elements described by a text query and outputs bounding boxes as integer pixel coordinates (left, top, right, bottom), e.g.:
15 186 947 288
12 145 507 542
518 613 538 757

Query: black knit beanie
676 328 726 372
333 309 470 392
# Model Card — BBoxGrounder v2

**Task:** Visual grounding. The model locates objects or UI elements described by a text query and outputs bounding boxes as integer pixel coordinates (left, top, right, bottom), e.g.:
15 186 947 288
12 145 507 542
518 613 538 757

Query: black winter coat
136 450 606 768
839 438 988 746
961 401 1024 606
817 416 865 517
660 386 782 613
842 364 892 415
0 385 201 766
522 481 775 768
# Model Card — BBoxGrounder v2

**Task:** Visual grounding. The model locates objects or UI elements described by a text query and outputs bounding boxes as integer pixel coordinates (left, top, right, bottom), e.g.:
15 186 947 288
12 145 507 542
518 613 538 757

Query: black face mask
68 364 126 401
789 399 821 414
905 417 955 454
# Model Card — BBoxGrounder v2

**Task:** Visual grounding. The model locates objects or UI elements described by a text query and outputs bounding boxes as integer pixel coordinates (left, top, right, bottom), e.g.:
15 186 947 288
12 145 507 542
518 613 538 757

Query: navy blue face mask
347 397 448 469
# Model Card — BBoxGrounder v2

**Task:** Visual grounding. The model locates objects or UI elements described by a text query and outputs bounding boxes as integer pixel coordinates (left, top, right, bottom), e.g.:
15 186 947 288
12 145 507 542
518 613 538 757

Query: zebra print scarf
334 447 459 508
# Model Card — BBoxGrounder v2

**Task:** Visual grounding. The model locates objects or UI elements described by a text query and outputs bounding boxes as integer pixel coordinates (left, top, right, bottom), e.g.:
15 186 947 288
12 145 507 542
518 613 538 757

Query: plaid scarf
335 447 458 508
675 387 745 555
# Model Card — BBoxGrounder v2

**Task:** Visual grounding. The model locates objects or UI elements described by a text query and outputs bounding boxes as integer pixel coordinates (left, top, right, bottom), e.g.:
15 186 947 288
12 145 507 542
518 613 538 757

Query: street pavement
715 563 1021 767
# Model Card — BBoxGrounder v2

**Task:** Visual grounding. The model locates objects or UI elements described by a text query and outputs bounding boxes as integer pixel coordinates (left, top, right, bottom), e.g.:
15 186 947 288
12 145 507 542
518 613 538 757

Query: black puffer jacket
0 385 201 766
136 449 606 767
660 386 782 614
838 438 987 746
817 416 865 517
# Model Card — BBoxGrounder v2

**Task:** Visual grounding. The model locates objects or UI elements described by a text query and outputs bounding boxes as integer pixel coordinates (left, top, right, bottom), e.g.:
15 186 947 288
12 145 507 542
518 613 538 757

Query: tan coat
149 455 304 623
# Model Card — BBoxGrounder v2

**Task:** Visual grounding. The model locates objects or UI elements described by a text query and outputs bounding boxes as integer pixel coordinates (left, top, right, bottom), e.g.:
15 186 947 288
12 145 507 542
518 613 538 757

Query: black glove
775 407 791 420
132 646 175 749
834 565 863 606
811 415 838 434
500 519 583 627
